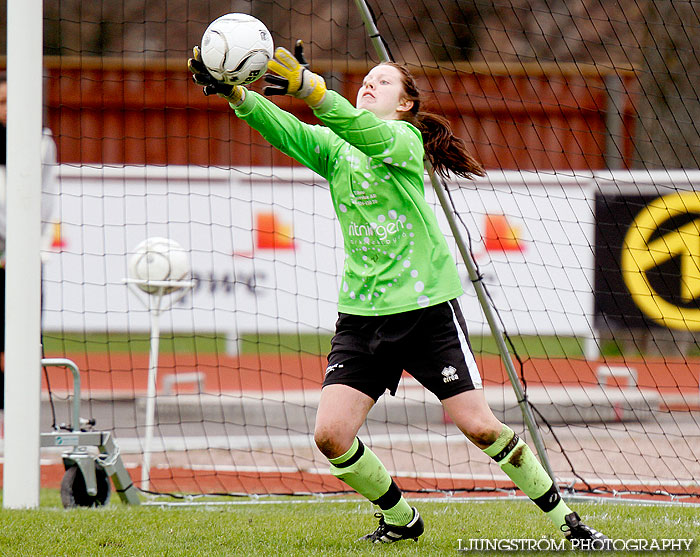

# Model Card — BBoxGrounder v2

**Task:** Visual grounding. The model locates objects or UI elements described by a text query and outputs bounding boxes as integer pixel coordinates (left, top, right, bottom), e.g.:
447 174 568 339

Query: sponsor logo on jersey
347 217 406 243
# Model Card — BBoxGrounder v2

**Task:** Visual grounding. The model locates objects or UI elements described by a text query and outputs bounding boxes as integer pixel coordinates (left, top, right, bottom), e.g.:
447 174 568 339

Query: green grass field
0 492 697 556
41 332 590 358
43 331 695 359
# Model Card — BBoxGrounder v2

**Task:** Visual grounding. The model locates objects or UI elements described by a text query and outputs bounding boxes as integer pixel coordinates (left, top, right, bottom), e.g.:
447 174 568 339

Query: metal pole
141 289 164 492
604 73 625 171
124 278 193 491
353 0 391 61
3 0 43 509
41 358 82 431
354 0 555 480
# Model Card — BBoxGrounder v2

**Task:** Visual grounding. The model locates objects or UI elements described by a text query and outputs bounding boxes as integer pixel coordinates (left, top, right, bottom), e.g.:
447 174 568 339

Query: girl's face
356 64 413 120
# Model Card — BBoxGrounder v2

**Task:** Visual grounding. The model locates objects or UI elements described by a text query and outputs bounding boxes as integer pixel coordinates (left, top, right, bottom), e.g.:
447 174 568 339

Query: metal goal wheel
40 358 141 507
60 464 112 508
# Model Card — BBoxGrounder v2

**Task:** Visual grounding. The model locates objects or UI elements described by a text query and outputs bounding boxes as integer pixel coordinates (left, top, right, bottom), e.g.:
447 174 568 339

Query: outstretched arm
188 47 333 179
313 91 416 161
234 91 334 179
265 43 423 165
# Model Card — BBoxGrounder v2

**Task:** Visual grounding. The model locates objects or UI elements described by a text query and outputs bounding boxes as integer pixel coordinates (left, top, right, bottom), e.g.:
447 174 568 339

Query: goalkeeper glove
264 40 327 108
187 46 246 105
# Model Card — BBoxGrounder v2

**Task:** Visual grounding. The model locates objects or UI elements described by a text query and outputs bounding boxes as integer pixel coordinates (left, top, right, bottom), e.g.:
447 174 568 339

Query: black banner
594 190 700 331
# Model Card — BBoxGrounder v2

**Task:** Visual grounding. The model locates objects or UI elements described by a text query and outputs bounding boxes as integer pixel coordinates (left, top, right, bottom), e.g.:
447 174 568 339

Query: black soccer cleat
359 507 424 543
563 512 611 550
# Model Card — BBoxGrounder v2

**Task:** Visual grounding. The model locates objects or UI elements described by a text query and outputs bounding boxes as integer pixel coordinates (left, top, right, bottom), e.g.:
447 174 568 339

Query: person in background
0 72 58 410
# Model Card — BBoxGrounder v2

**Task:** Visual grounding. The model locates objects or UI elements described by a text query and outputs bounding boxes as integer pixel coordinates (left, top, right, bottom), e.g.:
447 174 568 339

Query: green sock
329 437 414 526
484 425 572 531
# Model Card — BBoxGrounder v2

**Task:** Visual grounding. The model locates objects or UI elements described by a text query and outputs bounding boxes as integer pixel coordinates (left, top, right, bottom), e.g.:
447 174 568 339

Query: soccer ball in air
200 13 274 86
128 237 191 294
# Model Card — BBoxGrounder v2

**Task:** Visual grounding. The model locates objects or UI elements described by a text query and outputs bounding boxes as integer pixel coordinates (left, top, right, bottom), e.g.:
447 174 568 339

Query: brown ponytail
382 63 485 180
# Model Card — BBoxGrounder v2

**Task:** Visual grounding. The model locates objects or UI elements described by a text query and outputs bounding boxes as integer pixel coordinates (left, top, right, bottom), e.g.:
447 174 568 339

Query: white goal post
3 0 44 509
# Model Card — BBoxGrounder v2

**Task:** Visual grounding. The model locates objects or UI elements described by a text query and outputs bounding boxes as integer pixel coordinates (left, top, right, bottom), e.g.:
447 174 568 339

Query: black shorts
323 299 482 401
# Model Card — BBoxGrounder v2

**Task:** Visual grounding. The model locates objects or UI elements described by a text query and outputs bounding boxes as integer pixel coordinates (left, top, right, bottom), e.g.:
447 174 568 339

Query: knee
465 423 502 449
314 424 352 459
449 413 502 448
313 428 334 457
447 401 504 448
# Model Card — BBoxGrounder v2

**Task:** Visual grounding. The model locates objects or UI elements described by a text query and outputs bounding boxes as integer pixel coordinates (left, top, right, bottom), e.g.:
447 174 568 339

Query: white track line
31 432 468 454
29 434 699 490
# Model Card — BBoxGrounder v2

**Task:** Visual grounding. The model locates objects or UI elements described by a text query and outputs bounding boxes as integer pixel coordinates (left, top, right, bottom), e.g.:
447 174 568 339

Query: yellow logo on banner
621 191 700 330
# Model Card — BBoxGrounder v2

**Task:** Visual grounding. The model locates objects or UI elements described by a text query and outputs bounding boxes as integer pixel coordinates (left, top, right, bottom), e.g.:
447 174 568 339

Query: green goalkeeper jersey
234 89 464 316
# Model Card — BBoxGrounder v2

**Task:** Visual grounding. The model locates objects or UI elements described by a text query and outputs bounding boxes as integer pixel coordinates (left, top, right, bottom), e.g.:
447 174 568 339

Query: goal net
37 0 700 502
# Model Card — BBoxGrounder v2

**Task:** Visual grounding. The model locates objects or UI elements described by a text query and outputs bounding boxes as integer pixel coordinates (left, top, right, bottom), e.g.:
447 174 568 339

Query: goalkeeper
189 42 609 547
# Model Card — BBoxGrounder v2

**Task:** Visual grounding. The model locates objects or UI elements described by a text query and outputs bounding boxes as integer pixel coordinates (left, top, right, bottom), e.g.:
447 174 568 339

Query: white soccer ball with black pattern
200 13 274 86
128 237 190 294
